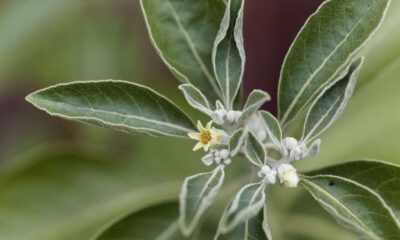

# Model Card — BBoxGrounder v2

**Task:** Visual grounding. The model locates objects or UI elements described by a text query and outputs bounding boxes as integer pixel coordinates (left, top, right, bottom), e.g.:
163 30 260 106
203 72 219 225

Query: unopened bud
278 164 299 188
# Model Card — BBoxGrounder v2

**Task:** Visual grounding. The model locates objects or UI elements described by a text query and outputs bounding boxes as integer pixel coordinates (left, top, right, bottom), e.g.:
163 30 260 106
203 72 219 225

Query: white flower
188 121 220 151
277 164 299 188
258 165 277 184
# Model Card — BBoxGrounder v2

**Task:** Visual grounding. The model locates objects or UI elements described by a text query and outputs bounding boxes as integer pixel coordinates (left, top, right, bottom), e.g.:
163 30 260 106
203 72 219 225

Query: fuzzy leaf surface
259 110 282 147
26 80 196 138
244 131 266 166
140 0 225 103
214 206 270 240
278 0 390 126
302 58 363 143
306 159 400 223
220 182 266 233
238 90 270 124
301 173 400 239
212 0 245 109
179 84 212 115
179 165 225 236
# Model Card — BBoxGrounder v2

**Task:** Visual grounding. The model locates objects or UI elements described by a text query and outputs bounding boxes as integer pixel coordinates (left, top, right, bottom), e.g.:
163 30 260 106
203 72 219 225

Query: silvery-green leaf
301 174 400 239
244 131 266 166
229 128 247 156
179 84 213 115
93 202 208 240
220 182 266 233
306 159 400 223
214 205 270 240
179 165 225 236
259 110 282 147
301 139 321 160
26 80 196 138
212 0 245 109
140 0 225 103
302 58 363 143
278 0 391 126
238 90 270 123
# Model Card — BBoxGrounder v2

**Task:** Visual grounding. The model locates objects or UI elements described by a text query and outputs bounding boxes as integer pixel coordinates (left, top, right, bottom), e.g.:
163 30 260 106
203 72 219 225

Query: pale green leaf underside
259 110 282 147
221 182 265 233
140 0 225 103
229 128 246 156
215 206 270 240
301 175 400 239
279 0 390 126
179 84 212 115
94 202 198 240
26 80 196 138
179 165 225 236
306 159 400 224
238 90 270 123
302 58 363 143
212 0 245 109
244 131 266 166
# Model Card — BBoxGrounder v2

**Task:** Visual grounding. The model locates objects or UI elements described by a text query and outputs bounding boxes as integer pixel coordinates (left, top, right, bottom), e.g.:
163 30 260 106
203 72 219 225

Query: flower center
201 131 213 144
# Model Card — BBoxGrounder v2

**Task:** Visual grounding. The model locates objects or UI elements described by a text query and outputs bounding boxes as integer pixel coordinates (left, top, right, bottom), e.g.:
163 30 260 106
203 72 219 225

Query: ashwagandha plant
25 0 400 239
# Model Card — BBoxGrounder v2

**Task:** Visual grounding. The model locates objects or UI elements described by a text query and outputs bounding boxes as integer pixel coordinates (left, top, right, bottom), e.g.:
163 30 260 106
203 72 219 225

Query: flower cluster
188 113 321 188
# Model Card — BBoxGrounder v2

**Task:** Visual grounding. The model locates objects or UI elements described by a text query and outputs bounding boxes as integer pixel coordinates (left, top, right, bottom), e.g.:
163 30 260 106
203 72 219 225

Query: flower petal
205 121 213 131
193 142 204 151
188 132 201 140
197 120 205 132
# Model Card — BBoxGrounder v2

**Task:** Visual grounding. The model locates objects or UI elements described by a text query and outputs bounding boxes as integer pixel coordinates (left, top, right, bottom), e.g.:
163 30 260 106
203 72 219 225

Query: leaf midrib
301 177 380 240
165 0 224 100
34 98 194 133
280 2 376 125
303 96 342 141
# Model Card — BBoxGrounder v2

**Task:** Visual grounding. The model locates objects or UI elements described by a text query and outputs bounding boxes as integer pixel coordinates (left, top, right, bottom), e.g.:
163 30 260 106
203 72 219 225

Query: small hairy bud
278 164 299 188
219 149 230 159
258 165 277 184
226 110 242 123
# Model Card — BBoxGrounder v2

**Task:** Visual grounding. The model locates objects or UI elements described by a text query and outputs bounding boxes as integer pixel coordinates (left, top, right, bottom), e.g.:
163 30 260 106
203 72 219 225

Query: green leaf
220 182 266 233
26 80 196 138
140 0 225 103
0 152 180 240
229 128 247 156
306 159 400 223
301 58 363 143
215 206 270 240
244 131 266 166
179 165 225 236
259 110 282 147
237 90 270 124
94 202 198 240
212 0 245 109
179 84 212 115
301 175 400 239
301 139 321 160
278 0 391 126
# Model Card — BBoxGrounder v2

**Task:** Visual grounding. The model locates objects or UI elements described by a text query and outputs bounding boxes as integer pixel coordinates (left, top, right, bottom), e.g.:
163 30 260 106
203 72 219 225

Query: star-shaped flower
188 121 220 151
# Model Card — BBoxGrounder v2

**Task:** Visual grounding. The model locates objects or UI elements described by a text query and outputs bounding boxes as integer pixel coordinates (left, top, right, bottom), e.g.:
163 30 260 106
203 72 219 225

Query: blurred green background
0 0 398 239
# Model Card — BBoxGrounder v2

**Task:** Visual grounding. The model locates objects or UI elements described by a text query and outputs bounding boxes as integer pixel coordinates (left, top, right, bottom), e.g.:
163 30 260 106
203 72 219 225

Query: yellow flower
188 121 220 151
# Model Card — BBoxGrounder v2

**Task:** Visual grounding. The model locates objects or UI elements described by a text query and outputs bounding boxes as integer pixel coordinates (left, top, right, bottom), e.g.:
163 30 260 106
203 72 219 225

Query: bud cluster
202 149 232 166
